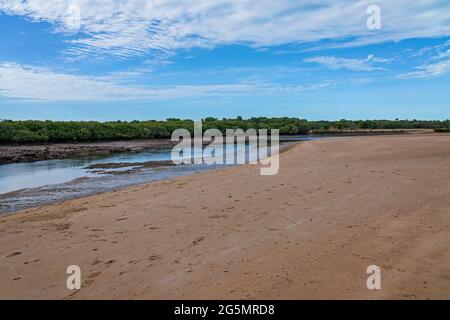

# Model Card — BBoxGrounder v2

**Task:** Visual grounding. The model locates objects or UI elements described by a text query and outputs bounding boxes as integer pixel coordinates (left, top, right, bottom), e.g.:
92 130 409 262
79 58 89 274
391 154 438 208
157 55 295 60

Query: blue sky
0 1 449 121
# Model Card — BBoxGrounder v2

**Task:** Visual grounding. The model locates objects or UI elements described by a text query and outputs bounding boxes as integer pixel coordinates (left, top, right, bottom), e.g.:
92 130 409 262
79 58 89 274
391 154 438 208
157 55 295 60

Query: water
0 148 174 194
0 136 318 213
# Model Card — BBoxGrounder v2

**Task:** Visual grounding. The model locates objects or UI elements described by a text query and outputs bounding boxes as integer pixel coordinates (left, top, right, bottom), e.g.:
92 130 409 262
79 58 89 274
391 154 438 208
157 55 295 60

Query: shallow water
0 147 173 194
0 136 318 213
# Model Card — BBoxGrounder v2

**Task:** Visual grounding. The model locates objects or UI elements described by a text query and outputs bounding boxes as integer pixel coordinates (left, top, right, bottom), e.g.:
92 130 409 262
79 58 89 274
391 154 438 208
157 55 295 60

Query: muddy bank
85 160 179 175
0 139 176 165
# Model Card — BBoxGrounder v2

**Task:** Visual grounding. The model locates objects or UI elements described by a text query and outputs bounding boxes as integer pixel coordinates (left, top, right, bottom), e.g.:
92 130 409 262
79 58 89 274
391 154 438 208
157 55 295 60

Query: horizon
0 115 450 123
2 117 450 122
1 1 450 120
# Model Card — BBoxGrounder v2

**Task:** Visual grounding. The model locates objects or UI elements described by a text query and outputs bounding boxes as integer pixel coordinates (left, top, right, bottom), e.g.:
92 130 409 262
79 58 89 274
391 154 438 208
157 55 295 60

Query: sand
1 134 450 299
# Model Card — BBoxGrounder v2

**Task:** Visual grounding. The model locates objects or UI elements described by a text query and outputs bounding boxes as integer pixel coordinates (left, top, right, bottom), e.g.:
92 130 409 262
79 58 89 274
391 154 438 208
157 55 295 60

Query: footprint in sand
23 258 41 265
104 259 115 266
6 251 22 258
91 259 102 266
209 214 228 219
149 255 161 261
192 237 205 246
83 271 102 287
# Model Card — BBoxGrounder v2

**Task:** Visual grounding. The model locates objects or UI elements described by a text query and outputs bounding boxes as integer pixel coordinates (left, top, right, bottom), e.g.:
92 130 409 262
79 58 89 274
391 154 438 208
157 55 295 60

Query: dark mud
0 139 176 165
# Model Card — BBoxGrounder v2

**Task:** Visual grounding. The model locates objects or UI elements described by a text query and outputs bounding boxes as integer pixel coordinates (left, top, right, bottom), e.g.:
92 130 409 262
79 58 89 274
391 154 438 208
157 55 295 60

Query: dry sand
1 134 450 299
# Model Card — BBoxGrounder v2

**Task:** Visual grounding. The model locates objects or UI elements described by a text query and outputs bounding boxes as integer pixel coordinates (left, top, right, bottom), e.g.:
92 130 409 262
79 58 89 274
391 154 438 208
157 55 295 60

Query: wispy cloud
399 41 450 79
408 40 450 58
0 63 338 102
0 63 254 101
304 54 392 72
1 0 449 60
398 59 450 79
433 49 450 61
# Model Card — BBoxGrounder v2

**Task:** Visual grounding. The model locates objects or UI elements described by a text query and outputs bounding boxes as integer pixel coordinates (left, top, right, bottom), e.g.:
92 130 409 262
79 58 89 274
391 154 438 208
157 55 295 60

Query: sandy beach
1 133 449 299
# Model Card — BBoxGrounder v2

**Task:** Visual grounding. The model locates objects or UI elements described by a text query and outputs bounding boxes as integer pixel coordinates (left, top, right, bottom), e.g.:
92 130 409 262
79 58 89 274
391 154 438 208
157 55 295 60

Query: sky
0 0 449 121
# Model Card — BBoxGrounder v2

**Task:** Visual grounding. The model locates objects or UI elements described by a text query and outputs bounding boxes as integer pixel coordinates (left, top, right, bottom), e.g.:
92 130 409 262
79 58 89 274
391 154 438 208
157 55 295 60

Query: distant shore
1 133 449 299
0 139 176 165
0 129 431 165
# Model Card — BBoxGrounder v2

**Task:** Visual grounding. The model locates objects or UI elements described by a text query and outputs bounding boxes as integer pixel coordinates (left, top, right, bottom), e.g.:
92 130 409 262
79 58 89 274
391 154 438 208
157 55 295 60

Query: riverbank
0 137 304 213
0 139 176 165
0 129 431 165
1 133 450 299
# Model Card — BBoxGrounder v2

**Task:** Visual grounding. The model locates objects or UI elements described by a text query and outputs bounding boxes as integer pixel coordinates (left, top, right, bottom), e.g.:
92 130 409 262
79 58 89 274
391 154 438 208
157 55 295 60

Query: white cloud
0 63 337 101
399 41 450 79
434 49 450 60
0 63 255 101
0 0 449 60
398 59 450 79
304 54 391 71
409 40 450 58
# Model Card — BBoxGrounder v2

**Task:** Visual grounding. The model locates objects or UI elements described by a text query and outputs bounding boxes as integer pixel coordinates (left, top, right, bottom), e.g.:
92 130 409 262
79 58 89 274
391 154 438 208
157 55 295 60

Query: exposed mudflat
0 139 176 165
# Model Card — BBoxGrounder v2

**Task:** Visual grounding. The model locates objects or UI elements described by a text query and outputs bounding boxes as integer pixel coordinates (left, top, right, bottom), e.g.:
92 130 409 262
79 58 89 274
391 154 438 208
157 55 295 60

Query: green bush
0 118 449 144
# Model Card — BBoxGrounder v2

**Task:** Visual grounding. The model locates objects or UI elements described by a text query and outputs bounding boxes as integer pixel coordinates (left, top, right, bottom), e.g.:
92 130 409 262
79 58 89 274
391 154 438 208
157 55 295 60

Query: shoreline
1 133 450 299
0 129 430 165
0 139 177 165
0 138 298 215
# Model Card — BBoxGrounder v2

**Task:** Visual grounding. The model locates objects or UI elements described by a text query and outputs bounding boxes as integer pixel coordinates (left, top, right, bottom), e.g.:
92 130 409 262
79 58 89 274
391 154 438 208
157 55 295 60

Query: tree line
1 118 449 143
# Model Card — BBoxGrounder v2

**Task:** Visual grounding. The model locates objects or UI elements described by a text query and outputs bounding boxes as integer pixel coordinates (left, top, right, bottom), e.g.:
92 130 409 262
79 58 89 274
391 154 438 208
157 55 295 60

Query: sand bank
1 134 449 299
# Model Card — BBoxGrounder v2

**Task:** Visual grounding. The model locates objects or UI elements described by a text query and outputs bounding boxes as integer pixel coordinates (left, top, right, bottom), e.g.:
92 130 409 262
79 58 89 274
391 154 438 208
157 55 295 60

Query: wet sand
1 134 450 299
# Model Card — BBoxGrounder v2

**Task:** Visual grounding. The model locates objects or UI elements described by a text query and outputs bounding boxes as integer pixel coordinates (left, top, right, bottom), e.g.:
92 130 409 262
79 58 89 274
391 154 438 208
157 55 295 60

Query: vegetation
1 118 449 144
434 128 450 133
